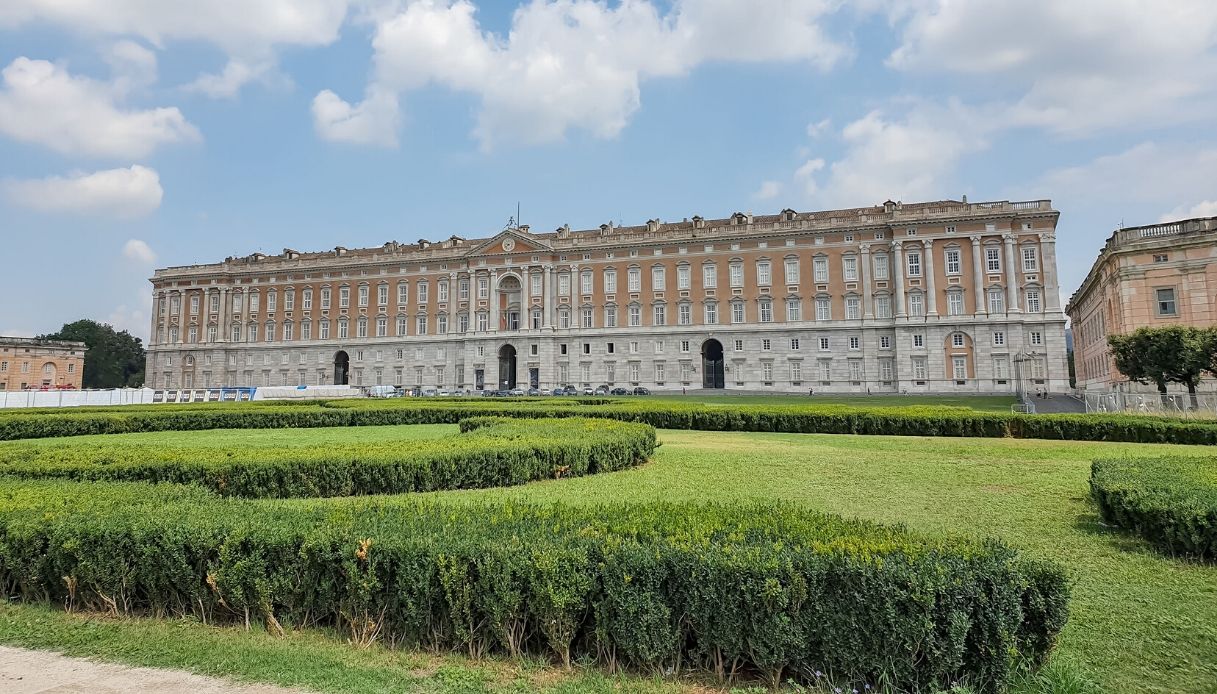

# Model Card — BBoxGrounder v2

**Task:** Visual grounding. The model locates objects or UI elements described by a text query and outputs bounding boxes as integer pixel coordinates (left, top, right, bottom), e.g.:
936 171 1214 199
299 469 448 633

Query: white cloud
182 59 277 99
1027 142 1217 208
805 118 831 138
752 180 782 201
0 57 199 158
888 0 1217 135
122 238 157 264
794 157 825 196
312 87 401 147
1160 201 1217 222
0 0 353 97
2 165 164 219
105 40 158 90
329 0 852 149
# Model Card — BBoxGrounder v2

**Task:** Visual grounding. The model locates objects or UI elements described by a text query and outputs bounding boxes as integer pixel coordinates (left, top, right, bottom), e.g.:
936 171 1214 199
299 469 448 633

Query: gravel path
0 646 303 694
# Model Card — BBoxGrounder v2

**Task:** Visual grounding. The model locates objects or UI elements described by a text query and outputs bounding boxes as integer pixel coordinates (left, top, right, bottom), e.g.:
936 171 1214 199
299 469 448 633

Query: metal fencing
1083 391 1217 417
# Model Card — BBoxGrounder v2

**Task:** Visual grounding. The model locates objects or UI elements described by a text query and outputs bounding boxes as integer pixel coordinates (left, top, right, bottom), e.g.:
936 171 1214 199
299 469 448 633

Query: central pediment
468 229 552 257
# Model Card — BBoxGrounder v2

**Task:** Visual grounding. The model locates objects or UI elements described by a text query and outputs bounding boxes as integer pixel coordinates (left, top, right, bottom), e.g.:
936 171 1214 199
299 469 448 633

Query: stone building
0 337 87 391
1067 214 1217 392
146 198 1068 394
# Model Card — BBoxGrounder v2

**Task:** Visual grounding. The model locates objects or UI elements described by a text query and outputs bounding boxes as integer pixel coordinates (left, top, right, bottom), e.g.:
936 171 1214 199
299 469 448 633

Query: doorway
701 339 725 389
498 344 517 389
333 351 350 385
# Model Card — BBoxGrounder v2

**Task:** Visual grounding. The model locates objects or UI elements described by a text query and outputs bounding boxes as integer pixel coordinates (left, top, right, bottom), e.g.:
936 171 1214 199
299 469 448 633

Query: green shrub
0 417 654 498
0 482 1067 692
1090 456 1217 559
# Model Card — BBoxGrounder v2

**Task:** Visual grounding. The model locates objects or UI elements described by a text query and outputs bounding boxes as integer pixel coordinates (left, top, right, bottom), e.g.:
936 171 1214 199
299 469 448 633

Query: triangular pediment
468 229 551 257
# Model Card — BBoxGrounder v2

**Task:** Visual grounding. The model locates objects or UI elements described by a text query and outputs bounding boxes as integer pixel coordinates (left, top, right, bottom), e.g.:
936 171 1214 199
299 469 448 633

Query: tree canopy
38 320 145 388
1108 326 1214 403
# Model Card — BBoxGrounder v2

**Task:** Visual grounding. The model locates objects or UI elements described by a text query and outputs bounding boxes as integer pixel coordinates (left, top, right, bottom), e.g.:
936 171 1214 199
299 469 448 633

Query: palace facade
0 337 87 391
1067 214 1217 392
146 198 1068 394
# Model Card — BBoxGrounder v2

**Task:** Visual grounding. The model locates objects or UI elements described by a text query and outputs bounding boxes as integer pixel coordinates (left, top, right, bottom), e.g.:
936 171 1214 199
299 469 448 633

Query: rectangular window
849 360 863 381
906 251 922 277
845 296 860 320
190 295 199 315
604 270 617 293
628 268 641 292
880 359 894 381
784 258 799 285
762 361 773 381
358 285 369 307
378 285 388 305
947 292 964 316
416 315 428 334
988 289 1005 314
581 272 593 295
558 309 570 329
679 303 692 325
677 265 691 290
879 335 891 349
759 301 773 323
605 306 618 327
952 356 967 380
873 254 889 280
398 282 409 304
786 299 801 322
653 304 666 326
1025 289 1042 312
477 277 489 299
705 303 718 324
791 338 800 350
813 257 828 283
319 321 330 340
417 282 429 303
952 332 965 348
1030 331 1043 346
1022 246 1038 272
908 293 924 317
994 357 1010 379
531 274 542 296
731 302 745 323
1156 288 1177 316
1153 253 1169 263
628 305 641 326
912 357 927 381
790 361 802 382
986 247 1001 272
843 256 858 281
703 264 717 288
945 248 961 275
818 360 832 381
651 266 665 291
458 279 470 300
913 334 924 348
581 308 594 328
875 295 892 319
302 321 312 340
819 337 830 351
993 331 1005 346
756 262 771 287
729 263 743 287
681 340 691 353
734 339 744 351
815 297 831 321
437 281 449 302
849 336 860 350
338 287 348 308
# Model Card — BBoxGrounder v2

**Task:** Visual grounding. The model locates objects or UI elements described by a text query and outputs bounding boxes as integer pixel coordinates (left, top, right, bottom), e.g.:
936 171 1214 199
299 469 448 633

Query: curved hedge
0 480 1068 692
1091 456 1217 559
2 398 1214 445
0 417 654 498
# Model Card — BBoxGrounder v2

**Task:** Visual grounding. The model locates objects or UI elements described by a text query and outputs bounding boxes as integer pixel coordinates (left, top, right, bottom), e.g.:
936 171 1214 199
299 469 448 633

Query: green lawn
2 425 1214 693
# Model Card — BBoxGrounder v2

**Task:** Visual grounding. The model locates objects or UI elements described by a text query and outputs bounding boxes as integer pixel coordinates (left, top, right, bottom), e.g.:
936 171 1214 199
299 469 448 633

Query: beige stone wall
0 339 86 391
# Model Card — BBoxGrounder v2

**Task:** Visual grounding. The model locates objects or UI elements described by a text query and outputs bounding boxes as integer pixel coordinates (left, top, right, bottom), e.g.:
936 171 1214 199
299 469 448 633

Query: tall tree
38 320 145 388
1108 326 1210 408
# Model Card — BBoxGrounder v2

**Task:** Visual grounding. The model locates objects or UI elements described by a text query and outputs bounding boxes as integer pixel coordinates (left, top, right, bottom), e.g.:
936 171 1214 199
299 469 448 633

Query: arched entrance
498 344 517 389
497 275 522 331
701 339 725 389
333 351 350 385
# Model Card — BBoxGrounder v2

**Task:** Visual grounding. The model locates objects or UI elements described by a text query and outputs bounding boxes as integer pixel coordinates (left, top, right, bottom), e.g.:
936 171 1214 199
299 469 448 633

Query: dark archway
701 339 725 389
498 344 517 389
333 350 350 385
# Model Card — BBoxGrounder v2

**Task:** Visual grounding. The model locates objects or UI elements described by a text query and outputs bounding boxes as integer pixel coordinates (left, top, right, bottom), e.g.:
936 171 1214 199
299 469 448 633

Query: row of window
0 361 75 375
161 245 1047 318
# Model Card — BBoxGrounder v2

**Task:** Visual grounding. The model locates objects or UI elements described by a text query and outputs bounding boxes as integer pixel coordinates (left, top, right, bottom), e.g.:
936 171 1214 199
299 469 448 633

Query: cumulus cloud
105 40 158 90
312 87 401 147
122 238 157 264
2 165 164 219
324 0 852 149
752 180 782 201
1160 200 1217 222
1027 142 1217 208
0 57 199 158
0 0 353 97
888 0 1217 135
182 58 278 99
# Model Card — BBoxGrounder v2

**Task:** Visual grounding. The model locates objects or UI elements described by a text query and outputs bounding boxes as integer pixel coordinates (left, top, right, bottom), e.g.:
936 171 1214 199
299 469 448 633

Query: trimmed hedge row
0 482 1068 692
0 417 654 498
4 398 1212 444
1091 456 1217 559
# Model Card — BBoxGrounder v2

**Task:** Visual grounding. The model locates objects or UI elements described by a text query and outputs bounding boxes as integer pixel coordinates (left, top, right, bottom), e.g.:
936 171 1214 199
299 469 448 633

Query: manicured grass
0 423 454 449
2 425 1214 693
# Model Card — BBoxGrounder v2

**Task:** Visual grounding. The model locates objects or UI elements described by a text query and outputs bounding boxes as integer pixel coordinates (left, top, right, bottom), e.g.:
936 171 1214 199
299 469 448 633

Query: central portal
333 350 350 385
701 339 725 389
498 344 517 389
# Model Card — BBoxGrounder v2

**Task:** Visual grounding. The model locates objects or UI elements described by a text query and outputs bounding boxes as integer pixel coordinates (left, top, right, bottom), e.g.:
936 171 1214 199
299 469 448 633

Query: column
175 290 185 345
149 291 161 345
543 264 555 328
1040 232 1061 312
489 270 499 332
922 239 938 316
970 236 986 316
521 265 531 329
860 244 873 319
1003 234 1021 313
892 241 906 317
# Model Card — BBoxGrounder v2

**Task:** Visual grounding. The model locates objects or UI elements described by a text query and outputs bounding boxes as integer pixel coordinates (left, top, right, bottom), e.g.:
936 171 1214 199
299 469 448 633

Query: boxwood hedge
0 417 654 498
0 480 1068 692
2 398 1214 445
1090 456 1217 559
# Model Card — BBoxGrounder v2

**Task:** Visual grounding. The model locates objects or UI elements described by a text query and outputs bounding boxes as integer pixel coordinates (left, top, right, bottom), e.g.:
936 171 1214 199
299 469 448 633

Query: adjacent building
147 198 1069 394
0 337 86 391
1067 215 1217 392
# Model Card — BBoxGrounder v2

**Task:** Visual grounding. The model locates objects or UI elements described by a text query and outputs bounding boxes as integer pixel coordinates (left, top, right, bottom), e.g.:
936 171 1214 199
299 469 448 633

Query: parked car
582 387 595 396
561 385 578 395
367 385 399 398
526 387 541 396
493 389 510 397
633 386 651 395
437 389 452 397
421 388 438 397
610 387 628 395
593 385 610 395
550 388 565 396
509 388 525 396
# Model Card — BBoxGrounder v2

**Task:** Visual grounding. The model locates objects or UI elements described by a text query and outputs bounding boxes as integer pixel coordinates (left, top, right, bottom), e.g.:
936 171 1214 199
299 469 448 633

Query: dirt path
0 646 304 693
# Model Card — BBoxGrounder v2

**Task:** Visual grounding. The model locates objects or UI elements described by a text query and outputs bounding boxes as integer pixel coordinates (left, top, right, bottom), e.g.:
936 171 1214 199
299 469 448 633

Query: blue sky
2 0 1216 340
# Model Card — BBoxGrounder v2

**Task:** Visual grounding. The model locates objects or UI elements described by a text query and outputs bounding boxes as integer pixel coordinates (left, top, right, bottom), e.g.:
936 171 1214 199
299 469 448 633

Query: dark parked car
493 389 511 397
593 385 610 395
526 387 541 396
561 385 578 395
550 388 564 396
633 386 651 395
610 387 628 395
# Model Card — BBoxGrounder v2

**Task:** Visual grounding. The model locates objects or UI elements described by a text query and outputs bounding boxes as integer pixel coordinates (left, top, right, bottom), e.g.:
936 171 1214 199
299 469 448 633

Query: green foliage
38 319 146 388
1107 326 1213 396
0 417 654 498
3 398 1216 445
0 480 1067 693
1090 456 1217 559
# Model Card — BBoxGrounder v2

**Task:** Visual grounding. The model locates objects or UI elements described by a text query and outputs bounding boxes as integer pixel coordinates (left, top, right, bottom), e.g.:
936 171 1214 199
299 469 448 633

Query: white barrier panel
0 388 159 409
252 385 361 401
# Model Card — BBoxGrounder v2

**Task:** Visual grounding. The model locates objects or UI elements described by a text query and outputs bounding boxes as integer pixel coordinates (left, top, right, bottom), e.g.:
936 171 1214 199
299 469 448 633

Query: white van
367 385 400 398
